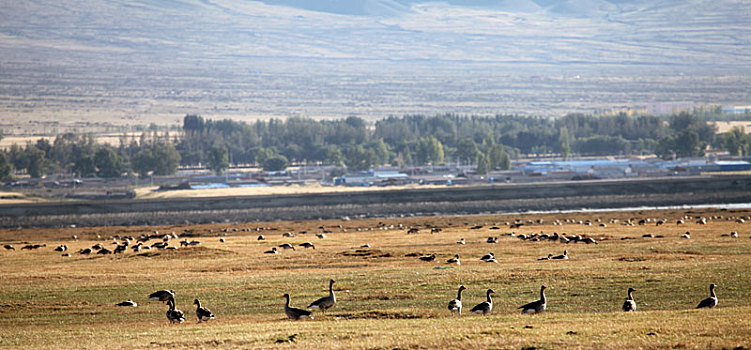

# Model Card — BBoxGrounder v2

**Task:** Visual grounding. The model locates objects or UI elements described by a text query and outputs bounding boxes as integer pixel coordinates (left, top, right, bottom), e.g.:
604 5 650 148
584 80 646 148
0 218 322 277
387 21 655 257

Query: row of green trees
0 111 747 180
0 133 181 180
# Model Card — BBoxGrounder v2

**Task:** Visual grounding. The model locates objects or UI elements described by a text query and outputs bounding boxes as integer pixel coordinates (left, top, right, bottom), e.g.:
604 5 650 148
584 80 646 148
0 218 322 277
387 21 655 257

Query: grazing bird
299 242 316 249
622 288 636 312
419 253 436 262
470 289 495 315
681 232 691 239
149 289 176 302
54 245 68 252
456 238 465 245
448 285 467 315
360 243 371 248
79 248 92 255
194 299 215 322
316 233 327 239
166 297 185 324
581 237 598 244
97 248 112 255
115 300 138 307
3 244 15 250
308 279 337 312
551 250 568 260
283 294 313 320
265 247 278 254
486 236 498 243
520 285 547 314
537 254 552 261
446 254 461 265
480 252 495 261
696 284 718 309
279 243 296 251
276 334 298 343
61 253 71 257
257 235 265 240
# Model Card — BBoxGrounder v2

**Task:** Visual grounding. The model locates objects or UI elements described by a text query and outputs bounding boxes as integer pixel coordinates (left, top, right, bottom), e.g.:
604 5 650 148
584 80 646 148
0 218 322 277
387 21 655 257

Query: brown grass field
0 208 750 349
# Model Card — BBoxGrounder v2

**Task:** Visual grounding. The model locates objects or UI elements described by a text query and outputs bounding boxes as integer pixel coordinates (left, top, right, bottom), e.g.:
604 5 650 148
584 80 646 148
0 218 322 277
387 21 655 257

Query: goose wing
696 297 717 309
622 300 635 311
197 306 215 320
448 299 462 311
470 301 491 313
287 306 312 319
519 299 542 311
308 295 334 309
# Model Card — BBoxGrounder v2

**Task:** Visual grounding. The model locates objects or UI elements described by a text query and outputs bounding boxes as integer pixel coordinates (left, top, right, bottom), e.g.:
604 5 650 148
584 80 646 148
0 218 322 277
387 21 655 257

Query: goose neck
457 288 464 301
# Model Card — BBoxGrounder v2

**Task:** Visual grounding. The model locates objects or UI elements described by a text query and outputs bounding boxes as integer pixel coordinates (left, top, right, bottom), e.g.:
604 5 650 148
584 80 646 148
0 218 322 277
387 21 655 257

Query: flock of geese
4 213 737 326
446 283 718 316
122 280 337 324
129 281 718 324
116 289 215 324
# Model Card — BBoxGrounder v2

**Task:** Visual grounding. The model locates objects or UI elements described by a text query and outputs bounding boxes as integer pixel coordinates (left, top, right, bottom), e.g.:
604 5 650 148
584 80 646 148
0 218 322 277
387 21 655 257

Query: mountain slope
0 0 749 127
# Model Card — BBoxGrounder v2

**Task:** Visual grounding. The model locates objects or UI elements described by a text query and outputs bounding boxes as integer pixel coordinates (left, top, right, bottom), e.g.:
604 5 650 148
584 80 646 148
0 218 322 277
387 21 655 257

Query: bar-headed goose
696 284 718 309
520 285 547 314
551 250 568 260
115 300 138 307
194 299 215 322
622 287 636 312
446 254 461 265
284 294 313 320
448 285 467 315
149 289 175 302
166 297 185 324
308 279 336 312
470 289 495 315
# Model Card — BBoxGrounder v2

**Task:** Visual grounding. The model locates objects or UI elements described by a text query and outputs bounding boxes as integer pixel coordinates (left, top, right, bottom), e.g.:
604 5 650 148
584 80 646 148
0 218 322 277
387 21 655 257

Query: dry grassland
0 208 750 349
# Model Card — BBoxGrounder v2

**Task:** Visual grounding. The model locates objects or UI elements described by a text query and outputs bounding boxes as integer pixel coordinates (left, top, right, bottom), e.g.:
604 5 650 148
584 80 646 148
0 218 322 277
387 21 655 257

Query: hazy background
1 0 749 132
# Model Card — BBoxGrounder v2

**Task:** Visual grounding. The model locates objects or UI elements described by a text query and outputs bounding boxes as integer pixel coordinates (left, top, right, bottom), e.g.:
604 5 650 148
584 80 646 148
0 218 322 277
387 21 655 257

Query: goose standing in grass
551 250 568 260
446 254 461 265
3 244 14 250
448 285 467 315
284 294 313 320
115 300 138 307
696 284 718 309
166 297 185 324
308 279 336 312
520 285 547 314
622 288 636 312
279 243 296 251
470 289 495 315
149 289 175 302
194 299 215 322
299 242 316 249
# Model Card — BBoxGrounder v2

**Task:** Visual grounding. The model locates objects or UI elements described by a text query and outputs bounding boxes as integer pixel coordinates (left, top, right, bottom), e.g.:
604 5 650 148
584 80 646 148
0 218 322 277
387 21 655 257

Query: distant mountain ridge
0 0 749 125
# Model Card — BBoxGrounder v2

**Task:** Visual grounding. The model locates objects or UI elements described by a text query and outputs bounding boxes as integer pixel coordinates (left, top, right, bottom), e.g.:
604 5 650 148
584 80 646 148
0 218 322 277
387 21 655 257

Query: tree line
0 111 748 181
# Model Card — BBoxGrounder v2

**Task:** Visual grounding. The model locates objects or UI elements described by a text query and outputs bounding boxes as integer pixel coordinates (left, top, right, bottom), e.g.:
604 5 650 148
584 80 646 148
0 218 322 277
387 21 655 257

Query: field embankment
1 175 750 228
